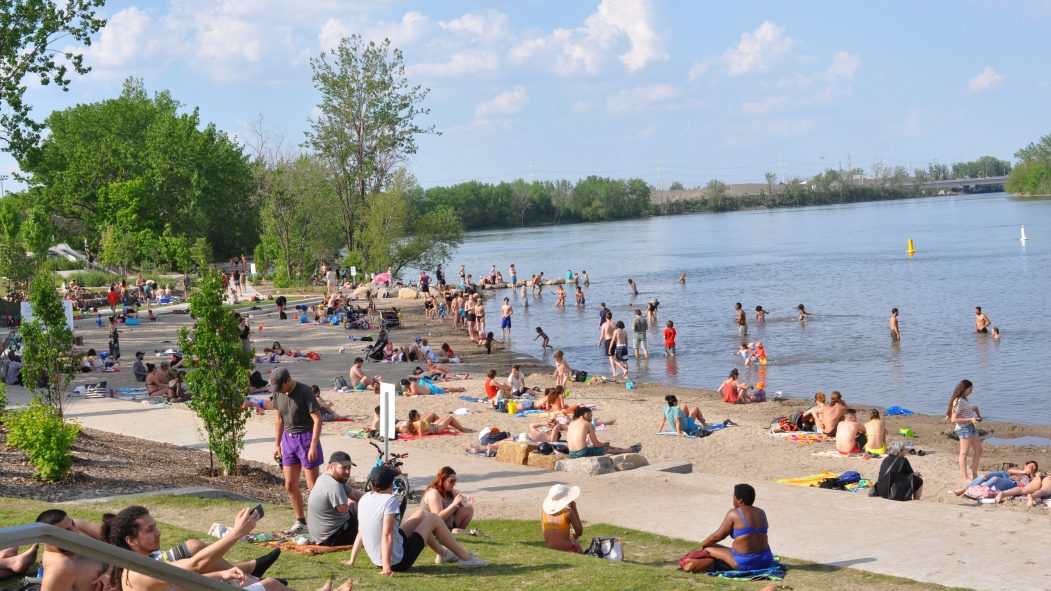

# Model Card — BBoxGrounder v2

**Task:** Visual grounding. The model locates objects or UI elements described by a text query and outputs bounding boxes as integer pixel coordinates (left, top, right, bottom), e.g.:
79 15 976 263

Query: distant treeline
409 176 651 230
408 176 922 231
657 185 914 215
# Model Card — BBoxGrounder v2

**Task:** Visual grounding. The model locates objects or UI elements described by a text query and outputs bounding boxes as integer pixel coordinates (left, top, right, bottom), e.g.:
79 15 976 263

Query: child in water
535 327 553 350
628 278 639 296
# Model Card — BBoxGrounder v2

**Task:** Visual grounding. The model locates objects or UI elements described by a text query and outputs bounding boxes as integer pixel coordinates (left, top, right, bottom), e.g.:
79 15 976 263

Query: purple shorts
281 431 323 468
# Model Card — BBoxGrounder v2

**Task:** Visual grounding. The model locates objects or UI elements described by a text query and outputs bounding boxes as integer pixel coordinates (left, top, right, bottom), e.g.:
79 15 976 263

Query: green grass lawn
0 495 969 591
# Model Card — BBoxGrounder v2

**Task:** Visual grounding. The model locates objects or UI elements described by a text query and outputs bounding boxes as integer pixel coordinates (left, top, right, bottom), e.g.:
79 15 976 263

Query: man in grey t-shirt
307 451 362 545
270 367 323 534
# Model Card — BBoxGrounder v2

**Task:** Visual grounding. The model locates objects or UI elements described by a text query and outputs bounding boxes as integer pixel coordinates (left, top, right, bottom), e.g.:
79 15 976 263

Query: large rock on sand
398 287 419 300
555 456 614 476
352 285 372 298
610 453 649 471
526 452 561 470
495 441 536 465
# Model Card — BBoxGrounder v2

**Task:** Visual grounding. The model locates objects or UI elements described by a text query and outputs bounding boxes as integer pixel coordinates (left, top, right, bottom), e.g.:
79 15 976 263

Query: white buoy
1021 225 1029 242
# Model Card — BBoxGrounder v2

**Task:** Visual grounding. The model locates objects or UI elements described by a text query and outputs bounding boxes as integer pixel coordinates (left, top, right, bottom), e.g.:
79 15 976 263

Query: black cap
329 451 356 467
269 367 291 393
369 466 398 490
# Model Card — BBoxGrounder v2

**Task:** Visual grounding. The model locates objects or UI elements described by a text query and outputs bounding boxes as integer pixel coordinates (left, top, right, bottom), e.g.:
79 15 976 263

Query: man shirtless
473 298 486 342
734 302 747 339
889 308 900 341
834 409 867 454
348 358 380 391
975 306 991 333
500 298 513 340
566 407 639 458
108 506 348 591
821 393 847 436
608 320 630 380
864 409 887 455
598 316 616 376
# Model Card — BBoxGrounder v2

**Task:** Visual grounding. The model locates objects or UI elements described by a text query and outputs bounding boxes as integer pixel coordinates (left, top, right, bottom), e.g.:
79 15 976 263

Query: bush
3 400 81 481
66 270 120 288
38 257 86 272
0 383 7 416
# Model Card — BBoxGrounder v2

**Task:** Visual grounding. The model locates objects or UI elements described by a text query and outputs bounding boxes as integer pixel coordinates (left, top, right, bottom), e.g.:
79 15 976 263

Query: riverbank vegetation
1006 133 1051 196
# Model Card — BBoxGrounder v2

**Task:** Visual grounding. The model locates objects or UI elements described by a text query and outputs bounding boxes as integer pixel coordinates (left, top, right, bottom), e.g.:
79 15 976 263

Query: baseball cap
369 466 399 490
269 367 291 393
329 451 356 467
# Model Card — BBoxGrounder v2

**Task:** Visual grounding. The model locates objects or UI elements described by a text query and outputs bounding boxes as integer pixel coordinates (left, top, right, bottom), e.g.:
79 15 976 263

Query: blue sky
4 0 1051 192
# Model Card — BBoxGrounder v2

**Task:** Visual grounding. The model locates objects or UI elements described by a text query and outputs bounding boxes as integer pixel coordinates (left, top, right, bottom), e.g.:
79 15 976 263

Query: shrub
66 270 120 288
3 401 81 481
38 257 85 272
0 383 7 416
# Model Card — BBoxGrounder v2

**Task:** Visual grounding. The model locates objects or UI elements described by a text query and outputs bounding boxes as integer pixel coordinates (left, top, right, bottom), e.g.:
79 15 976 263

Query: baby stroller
343 308 372 330
365 329 389 361
380 308 401 330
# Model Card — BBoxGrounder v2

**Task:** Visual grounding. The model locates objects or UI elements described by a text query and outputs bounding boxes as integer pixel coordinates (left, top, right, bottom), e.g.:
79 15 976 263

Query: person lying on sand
397 410 467 436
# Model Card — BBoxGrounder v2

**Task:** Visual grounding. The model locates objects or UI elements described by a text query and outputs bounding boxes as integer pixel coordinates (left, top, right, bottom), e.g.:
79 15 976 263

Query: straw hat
543 483 581 515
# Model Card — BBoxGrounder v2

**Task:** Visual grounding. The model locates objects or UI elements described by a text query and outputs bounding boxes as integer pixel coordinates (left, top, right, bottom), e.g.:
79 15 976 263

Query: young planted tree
19 273 79 418
306 34 437 263
178 270 253 475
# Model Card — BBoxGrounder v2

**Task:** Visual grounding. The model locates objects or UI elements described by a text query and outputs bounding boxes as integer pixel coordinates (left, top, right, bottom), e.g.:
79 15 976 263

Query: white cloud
968 66 1006 93
606 83 678 114
368 11 431 46
439 10 509 41
636 124 657 140
722 21 796 76
410 49 500 77
511 0 667 75
687 61 710 81
318 18 352 52
475 86 530 118
827 51 860 79
82 7 161 69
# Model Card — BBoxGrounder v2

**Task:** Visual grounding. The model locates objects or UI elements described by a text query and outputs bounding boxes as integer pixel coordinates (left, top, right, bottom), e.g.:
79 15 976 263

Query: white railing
0 522 232 591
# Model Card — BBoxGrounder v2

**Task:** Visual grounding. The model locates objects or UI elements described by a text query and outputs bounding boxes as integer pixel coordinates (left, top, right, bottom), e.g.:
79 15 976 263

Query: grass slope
0 495 969 591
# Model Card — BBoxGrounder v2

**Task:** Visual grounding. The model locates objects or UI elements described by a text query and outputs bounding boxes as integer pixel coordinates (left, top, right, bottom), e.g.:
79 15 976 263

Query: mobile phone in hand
251 504 264 519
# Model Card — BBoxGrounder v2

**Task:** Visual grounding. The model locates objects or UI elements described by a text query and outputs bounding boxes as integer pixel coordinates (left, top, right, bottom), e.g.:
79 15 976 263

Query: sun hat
543 484 581 515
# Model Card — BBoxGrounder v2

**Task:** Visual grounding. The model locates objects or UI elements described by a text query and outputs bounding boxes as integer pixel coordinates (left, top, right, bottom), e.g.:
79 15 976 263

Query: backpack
818 477 847 490
791 410 815 431
838 471 861 484
334 376 349 390
572 370 588 383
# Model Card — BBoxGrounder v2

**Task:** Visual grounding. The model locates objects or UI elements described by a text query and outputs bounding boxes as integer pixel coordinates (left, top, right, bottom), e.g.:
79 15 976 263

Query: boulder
555 456 614 476
352 285 372 299
398 287 419 300
610 453 649 472
495 441 536 465
526 452 561 471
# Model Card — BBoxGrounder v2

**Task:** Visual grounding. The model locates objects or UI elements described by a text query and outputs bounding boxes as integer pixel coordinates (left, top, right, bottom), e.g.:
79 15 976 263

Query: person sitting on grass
422 467 475 533
567 407 640 458
681 484 775 573
874 440 924 501
345 466 488 575
541 484 584 553
397 410 468 437
657 394 709 436
104 505 336 591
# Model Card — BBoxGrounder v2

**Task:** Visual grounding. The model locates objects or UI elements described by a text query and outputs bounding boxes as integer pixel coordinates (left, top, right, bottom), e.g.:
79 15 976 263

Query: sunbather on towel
682 484 775 573
397 410 467 436
657 394 708 436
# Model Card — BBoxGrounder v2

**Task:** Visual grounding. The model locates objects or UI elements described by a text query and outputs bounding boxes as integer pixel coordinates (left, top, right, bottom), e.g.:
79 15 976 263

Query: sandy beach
63 294 1051 515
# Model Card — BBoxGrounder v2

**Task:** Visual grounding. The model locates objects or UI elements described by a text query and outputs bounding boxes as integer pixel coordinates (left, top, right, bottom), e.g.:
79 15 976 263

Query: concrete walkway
42 394 1048 591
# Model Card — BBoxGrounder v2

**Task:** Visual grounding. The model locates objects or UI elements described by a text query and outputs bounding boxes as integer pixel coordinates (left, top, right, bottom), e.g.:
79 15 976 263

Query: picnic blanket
706 563 786 581
770 431 833 444
256 540 351 555
396 431 462 440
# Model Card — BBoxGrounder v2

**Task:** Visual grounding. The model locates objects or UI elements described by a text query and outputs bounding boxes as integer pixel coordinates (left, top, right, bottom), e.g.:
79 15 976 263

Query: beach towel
770 431 833 444
397 431 462 440
459 396 484 403
452 408 474 415
515 409 549 418
255 540 351 555
813 450 885 459
706 563 786 581
776 471 838 487
343 428 370 439
885 406 914 416
118 387 149 394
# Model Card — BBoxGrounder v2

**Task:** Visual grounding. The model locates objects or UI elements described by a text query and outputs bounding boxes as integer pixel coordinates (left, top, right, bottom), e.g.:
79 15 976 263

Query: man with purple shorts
270 367 323 534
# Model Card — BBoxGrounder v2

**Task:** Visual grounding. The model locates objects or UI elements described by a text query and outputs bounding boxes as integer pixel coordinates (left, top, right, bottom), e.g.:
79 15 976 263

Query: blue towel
459 396 483 402
886 406 914 416
703 423 728 433
706 563 786 581
515 409 547 418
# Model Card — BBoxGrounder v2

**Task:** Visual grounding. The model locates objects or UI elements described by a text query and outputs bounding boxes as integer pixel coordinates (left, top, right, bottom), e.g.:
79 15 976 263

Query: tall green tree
1007 133 1051 196
306 35 437 260
19 273 78 418
19 78 256 262
178 270 253 476
1 0 106 157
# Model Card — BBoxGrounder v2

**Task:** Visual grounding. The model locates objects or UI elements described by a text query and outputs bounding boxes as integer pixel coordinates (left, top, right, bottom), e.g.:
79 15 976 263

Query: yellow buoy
907 238 916 255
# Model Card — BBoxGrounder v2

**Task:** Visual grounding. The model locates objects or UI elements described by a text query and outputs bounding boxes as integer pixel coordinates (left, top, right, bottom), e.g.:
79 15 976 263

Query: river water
448 192 1050 425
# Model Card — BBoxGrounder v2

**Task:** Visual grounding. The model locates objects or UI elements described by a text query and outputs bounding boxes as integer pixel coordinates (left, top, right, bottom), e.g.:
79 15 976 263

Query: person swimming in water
754 306 766 323
797 304 812 322
627 278 639 296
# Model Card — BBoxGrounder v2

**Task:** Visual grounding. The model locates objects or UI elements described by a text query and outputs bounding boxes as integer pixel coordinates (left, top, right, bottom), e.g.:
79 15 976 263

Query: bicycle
364 441 412 514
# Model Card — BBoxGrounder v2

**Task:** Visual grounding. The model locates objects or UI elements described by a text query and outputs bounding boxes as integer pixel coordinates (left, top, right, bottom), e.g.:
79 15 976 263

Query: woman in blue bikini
683 484 775 573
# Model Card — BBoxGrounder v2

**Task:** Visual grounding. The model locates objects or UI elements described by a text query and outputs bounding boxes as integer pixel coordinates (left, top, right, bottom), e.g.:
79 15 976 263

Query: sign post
379 382 396 460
